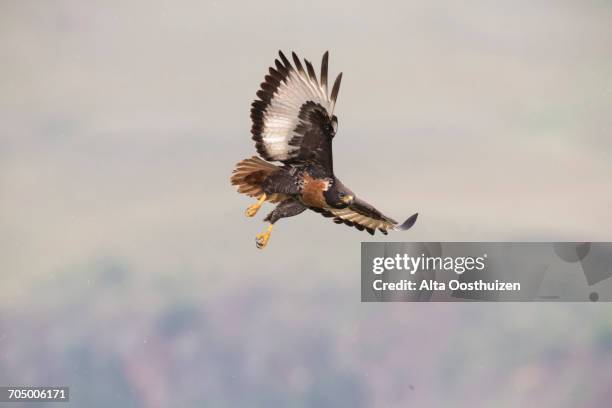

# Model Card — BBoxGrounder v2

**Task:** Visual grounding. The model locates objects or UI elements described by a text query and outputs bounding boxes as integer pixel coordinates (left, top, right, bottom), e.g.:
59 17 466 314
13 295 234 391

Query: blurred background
1 0 612 406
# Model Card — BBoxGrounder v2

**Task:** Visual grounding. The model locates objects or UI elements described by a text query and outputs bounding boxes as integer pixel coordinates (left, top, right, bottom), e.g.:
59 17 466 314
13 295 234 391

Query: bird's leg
255 224 273 249
245 193 267 217
254 200 306 249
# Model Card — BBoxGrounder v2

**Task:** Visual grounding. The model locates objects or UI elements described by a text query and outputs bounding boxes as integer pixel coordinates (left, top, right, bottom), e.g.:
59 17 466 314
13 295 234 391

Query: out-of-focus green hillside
1 257 612 407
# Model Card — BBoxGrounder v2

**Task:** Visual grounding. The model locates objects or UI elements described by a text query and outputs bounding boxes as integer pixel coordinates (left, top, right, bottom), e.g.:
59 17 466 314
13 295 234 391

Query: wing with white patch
250 50 342 171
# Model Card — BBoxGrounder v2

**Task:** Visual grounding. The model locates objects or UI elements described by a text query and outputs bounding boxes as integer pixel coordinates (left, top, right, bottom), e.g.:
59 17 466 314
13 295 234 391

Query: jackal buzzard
231 51 418 248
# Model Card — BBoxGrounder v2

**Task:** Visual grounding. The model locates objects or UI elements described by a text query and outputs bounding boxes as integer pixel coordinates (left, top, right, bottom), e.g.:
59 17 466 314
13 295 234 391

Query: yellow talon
245 194 267 217
255 224 273 249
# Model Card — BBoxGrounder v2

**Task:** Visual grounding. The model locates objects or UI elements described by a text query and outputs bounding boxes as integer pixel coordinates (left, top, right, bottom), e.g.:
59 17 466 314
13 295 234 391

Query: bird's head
324 180 354 209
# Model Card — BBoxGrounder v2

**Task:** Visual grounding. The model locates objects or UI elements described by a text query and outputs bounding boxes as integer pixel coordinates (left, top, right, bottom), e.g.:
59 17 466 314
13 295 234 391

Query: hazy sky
2 1 612 292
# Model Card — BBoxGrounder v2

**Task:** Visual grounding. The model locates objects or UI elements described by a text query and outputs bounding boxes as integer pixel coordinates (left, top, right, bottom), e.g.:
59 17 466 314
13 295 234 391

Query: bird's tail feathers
230 157 286 203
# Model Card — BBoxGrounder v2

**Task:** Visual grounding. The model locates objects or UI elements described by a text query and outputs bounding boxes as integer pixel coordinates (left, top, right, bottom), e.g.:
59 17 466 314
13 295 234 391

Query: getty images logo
372 253 488 275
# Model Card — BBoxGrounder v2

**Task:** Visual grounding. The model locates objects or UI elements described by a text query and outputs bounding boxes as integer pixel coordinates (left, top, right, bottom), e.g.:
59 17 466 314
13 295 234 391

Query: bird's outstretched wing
311 197 418 235
251 51 342 176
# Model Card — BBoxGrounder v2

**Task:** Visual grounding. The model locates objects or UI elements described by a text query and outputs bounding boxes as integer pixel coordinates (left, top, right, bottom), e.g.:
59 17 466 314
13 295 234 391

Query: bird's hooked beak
341 194 354 205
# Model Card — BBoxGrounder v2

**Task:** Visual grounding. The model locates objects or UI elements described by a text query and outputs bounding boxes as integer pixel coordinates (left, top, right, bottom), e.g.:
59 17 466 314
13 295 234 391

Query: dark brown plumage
231 51 418 248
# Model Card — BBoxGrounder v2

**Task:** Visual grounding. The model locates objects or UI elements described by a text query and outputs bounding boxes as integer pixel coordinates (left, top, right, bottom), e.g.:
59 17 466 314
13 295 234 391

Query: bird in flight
231 51 418 249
